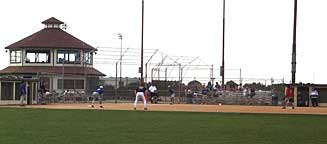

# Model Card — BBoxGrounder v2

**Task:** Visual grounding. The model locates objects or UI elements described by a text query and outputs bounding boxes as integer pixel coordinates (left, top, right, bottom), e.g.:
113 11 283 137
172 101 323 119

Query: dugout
0 77 39 105
292 84 327 107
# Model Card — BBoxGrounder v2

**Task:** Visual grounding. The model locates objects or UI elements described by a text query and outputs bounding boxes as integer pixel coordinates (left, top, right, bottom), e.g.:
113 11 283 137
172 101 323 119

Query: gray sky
0 0 327 84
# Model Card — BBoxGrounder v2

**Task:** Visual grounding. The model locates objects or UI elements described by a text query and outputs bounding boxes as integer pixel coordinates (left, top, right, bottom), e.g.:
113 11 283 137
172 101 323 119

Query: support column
13 82 16 101
0 82 1 101
293 86 297 107
308 86 313 107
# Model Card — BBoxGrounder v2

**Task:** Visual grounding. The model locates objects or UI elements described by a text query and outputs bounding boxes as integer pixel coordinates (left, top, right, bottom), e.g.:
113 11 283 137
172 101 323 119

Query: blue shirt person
91 86 104 108
168 85 175 104
19 81 27 106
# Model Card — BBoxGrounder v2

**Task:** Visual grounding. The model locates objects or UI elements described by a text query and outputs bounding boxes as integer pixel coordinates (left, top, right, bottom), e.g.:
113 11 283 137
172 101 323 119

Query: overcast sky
0 0 327 84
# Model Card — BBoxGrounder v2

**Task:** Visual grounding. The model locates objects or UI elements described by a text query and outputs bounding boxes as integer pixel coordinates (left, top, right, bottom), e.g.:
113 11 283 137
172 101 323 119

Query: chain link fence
42 87 285 106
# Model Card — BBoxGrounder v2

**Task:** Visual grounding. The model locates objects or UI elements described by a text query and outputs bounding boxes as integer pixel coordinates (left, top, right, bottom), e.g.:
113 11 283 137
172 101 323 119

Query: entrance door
27 82 32 105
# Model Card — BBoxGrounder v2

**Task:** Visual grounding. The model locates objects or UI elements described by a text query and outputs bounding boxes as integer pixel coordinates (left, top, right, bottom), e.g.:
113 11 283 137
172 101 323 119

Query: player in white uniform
134 81 147 110
148 83 158 103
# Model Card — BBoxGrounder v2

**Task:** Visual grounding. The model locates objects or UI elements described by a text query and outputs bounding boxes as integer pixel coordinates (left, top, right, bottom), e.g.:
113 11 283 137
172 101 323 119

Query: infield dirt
11 103 327 115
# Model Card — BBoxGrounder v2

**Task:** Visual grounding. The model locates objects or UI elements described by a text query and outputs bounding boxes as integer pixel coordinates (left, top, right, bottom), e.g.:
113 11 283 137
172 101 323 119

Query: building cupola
42 17 64 29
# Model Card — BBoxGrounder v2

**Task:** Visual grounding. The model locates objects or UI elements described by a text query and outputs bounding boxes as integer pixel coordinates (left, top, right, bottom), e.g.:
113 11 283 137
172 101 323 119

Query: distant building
0 17 105 105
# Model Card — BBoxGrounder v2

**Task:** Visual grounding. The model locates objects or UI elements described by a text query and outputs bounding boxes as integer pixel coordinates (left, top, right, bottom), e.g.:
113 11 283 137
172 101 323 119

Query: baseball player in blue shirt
91 86 104 108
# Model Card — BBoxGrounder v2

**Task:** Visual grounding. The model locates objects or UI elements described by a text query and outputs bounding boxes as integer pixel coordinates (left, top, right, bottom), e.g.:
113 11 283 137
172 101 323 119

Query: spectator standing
271 88 278 106
201 86 209 104
310 88 319 107
168 85 175 105
214 82 221 96
39 83 47 104
186 89 194 104
207 82 213 91
250 87 256 98
215 82 220 90
19 81 27 106
243 87 248 97
283 85 294 109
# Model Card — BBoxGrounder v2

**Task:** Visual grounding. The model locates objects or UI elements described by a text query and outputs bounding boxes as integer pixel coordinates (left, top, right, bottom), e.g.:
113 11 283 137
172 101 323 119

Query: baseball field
1 104 327 144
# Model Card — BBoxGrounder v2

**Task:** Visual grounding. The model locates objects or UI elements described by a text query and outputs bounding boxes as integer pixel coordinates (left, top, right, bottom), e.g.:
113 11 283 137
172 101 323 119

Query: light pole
291 0 297 85
140 0 144 82
115 48 130 103
221 0 226 91
118 33 123 87
115 62 118 103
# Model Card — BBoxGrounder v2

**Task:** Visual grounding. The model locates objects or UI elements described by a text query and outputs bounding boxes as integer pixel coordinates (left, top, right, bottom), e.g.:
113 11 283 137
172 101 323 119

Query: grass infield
0 108 327 144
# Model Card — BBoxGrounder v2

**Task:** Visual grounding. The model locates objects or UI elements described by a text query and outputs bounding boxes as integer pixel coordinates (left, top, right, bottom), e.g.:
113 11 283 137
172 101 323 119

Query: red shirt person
283 85 295 109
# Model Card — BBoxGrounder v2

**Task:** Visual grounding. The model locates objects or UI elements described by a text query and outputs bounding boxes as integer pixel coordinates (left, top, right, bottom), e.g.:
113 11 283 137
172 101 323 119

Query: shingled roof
0 66 105 76
5 17 95 50
42 17 64 24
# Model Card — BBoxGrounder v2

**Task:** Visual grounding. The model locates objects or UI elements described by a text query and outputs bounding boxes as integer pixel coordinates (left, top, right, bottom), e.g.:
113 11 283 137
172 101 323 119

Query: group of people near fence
203 82 257 98
17 79 321 110
18 80 51 106
56 83 322 109
282 85 320 109
147 83 175 105
242 87 256 98
186 82 217 104
149 83 175 104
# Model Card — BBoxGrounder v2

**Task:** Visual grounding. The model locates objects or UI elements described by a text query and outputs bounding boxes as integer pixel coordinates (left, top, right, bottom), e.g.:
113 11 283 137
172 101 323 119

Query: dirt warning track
12 103 327 115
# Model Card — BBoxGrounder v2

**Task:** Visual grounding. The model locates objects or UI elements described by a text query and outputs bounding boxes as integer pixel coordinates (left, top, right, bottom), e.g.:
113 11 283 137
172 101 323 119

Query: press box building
0 17 105 105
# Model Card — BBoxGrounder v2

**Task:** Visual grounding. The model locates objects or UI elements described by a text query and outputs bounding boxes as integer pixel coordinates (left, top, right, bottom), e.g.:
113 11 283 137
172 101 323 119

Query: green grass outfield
0 108 327 144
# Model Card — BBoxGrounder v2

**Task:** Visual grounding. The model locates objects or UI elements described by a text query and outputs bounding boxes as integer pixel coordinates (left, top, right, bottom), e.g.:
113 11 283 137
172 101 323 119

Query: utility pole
118 33 123 87
221 0 226 90
115 63 118 103
291 0 297 85
115 48 130 104
239 69 242 88
140 0 145 82
178 63 182 103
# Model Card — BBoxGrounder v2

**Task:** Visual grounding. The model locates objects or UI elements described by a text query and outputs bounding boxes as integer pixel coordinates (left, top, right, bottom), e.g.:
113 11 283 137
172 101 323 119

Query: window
57 79 84 89
1 82 14 100
10 50 21 63
45 24 60 28
57 50 80 64
25 50 50 63
14 82 21 100
84 51 93 64
40 77 50 90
